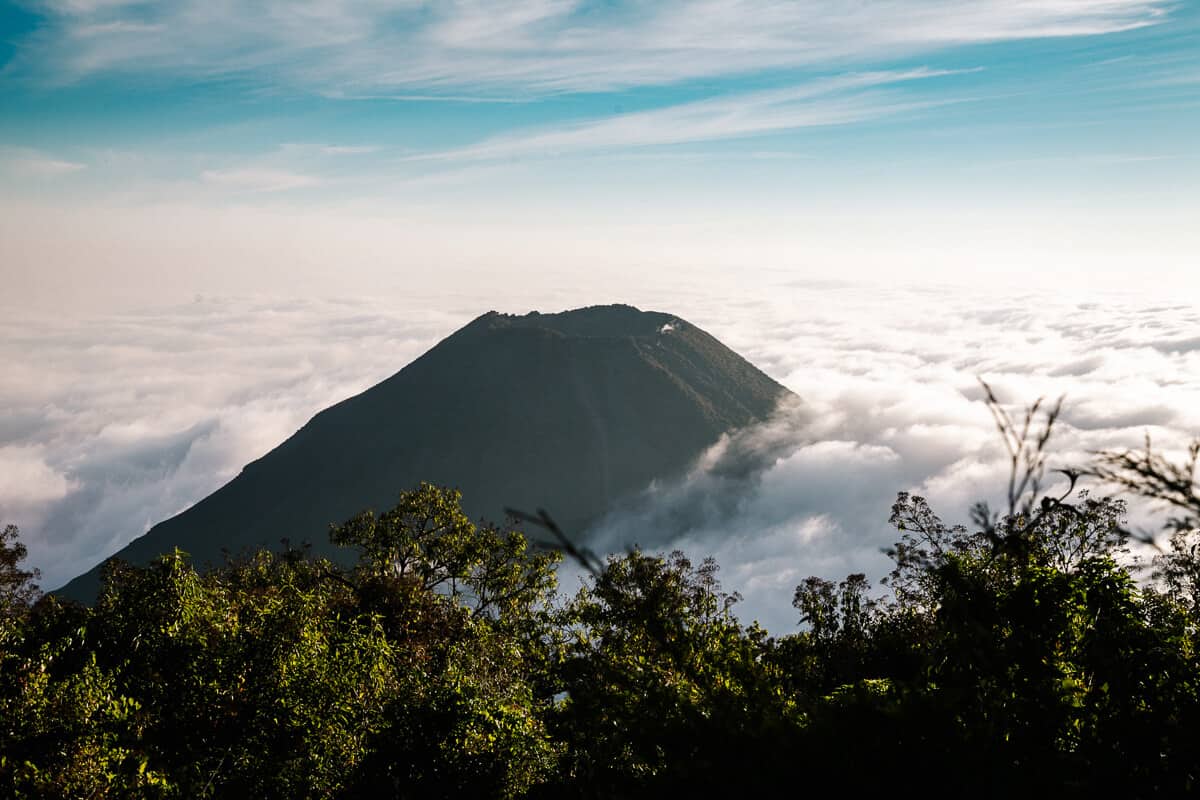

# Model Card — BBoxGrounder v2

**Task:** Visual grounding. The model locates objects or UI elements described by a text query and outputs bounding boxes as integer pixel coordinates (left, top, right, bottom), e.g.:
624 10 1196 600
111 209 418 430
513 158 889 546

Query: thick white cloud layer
2 282 1197 633
0 297 472 585
583 282 1200 629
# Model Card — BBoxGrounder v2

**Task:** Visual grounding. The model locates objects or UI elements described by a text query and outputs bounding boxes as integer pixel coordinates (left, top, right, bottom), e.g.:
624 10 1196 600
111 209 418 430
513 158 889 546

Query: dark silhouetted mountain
56 304 794 601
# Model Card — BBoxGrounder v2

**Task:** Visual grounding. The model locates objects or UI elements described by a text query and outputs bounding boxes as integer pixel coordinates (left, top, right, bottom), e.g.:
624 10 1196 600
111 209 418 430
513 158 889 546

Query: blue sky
1 1 1197 311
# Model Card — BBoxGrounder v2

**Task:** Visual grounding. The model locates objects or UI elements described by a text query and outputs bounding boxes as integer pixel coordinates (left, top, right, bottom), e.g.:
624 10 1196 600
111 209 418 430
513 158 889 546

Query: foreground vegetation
2 394 1199 797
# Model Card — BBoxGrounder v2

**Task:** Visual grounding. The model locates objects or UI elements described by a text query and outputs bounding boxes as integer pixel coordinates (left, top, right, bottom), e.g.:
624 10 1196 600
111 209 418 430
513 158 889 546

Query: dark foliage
0 525 40 625
3 389 1200 797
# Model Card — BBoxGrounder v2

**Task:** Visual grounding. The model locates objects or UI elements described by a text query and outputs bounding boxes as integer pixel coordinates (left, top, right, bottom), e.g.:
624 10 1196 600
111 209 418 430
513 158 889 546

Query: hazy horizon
2 1 1198 316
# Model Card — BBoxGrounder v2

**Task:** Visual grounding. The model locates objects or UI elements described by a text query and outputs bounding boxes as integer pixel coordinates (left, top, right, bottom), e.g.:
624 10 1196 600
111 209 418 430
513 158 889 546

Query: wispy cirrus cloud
38 69 964 196
200 167 321 193
1 147 87 177
6 1 1173 94
316 145 380 156
412 68 966 161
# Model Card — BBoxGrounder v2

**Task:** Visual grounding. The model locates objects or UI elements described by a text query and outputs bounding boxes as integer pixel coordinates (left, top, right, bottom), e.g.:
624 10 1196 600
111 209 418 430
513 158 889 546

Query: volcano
57 304 795 601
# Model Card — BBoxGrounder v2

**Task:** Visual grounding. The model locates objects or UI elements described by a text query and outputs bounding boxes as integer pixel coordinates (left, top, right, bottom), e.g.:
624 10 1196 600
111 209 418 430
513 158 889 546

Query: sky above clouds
0 2 1197 626
1 0 1198 309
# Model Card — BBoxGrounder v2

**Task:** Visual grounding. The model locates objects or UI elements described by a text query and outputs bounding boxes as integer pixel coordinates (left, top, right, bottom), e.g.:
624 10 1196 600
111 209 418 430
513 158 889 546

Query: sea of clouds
2 280 1197 632
586 281 1200 629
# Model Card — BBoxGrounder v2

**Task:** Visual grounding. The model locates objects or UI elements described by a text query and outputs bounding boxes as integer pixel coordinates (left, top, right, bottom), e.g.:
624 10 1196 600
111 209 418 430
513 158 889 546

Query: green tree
330 482 560 625
1 486 562 799
784 386 1200 794
329 484 561 798
547 549 799 796
0 525 40 626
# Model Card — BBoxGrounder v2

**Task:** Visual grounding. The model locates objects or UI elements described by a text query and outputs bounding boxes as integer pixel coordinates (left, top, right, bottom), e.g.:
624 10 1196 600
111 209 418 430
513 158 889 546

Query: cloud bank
1 282 1197 634
0 297 470 586
583 282 1200 630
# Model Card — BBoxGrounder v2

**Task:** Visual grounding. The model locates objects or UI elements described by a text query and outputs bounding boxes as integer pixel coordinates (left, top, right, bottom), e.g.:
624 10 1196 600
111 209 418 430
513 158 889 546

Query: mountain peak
467 304 677 339
56 305 796 602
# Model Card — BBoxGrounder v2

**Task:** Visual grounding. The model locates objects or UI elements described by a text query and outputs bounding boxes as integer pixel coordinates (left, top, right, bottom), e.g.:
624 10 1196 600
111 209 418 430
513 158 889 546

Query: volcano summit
57 304 795 601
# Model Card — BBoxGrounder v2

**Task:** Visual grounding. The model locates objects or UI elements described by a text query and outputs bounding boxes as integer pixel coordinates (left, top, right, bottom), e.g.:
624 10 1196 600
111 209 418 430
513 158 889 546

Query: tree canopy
3 401 1200 797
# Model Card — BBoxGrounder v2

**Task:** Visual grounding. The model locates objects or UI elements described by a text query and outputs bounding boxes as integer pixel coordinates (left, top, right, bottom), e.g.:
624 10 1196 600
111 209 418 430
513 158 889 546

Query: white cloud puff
0 445 77 506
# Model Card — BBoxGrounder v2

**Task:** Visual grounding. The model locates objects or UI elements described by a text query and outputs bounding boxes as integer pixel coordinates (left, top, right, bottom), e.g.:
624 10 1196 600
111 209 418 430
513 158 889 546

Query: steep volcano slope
57 304 794 601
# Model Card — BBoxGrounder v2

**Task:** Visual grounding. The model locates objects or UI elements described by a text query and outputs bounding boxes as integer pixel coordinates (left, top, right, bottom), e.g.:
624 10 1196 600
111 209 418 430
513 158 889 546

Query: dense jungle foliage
3 393 1200 798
